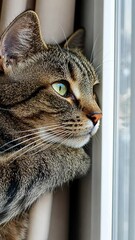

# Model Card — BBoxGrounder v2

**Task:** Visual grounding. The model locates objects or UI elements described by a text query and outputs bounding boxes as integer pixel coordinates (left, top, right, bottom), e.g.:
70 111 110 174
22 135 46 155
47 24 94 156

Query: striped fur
0 11 101 240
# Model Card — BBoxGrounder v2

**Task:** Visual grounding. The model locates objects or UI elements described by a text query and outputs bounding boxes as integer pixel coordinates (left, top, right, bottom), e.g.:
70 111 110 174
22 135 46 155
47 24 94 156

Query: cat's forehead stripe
70 55 86 74
69 52 96 81
68 61 76 81
71 82 81 99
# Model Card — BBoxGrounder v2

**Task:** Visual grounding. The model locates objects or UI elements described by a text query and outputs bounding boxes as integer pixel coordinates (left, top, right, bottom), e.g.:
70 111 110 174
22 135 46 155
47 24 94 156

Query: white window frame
100 0 115 239
91 0 115 240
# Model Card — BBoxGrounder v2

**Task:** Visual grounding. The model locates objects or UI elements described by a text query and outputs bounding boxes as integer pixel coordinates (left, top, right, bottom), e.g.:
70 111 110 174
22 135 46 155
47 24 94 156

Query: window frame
90 0 115 239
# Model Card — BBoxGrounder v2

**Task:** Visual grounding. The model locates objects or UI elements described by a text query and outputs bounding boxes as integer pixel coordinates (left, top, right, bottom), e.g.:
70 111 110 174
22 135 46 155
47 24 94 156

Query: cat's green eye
52 82 68 97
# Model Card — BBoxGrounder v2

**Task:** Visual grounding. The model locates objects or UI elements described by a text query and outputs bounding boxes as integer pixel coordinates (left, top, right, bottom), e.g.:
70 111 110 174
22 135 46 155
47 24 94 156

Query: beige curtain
0 0 76 240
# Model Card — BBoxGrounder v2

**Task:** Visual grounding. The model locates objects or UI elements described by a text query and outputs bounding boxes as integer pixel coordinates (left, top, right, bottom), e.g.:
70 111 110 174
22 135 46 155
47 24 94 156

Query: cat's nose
87 112 102 125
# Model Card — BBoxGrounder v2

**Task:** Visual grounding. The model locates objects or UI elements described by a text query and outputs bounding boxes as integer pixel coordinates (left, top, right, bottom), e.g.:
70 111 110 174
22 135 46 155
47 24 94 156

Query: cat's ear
0 10 47 73
64 29 85 51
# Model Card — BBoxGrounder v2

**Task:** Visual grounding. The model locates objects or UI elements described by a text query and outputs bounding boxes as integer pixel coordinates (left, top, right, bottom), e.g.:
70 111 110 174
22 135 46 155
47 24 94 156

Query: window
113 0 135 240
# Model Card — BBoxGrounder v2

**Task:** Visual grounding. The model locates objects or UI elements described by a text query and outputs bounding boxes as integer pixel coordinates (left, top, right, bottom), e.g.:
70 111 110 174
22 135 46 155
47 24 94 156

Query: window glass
113 0 133 239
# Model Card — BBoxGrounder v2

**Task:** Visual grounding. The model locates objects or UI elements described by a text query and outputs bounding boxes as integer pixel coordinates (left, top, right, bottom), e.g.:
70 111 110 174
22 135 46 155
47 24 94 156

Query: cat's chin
62 134 91 148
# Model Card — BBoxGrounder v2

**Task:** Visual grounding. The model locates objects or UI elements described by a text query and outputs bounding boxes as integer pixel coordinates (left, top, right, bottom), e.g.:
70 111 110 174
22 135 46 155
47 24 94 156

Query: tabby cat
0 11 102 240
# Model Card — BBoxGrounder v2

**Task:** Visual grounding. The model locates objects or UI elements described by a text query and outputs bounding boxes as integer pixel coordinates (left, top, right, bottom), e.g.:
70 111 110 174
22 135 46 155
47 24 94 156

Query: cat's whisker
32 131 72 157
58 24 71 63
0 135 40 154
22 130 67 156
13 133 64 160
58 24 69 49
46 132 73 158
0 125 61 152
30 141 54 157
1 136 54 159
25 141 52 157
94 59 113 72
91 47 103 66
59 24 68 43
55 132 73 149
6 132 58 160
33 129 73 153
8 129 71 160
92 51 113 70
52 38 63 54
30 130 72 155
31 142 54 157
90 34 100 63
17 124 60 133
7 138 44 162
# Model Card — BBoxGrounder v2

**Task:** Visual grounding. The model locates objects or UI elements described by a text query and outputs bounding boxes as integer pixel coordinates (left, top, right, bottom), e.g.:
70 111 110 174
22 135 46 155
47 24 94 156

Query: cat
0 10 102 240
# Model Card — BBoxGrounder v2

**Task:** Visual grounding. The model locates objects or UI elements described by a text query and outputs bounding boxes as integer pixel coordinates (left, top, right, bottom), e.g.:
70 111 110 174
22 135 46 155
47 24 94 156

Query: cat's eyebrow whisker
0 126 61 152
58 24 70 55
52 38 63 54
94 59 113 72
90 34 99 63
59 24 68 44
58 24 71 67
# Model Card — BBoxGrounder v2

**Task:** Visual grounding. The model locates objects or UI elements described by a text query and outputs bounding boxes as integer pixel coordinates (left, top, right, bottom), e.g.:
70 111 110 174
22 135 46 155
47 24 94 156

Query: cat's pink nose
87 112 102 125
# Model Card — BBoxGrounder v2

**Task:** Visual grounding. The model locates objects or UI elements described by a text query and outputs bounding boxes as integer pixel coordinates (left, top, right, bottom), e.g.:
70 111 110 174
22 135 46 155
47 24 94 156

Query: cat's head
0 11 102 149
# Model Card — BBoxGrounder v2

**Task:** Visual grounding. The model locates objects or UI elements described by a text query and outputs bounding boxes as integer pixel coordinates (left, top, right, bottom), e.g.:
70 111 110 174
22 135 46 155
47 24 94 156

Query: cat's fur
0 11 102 240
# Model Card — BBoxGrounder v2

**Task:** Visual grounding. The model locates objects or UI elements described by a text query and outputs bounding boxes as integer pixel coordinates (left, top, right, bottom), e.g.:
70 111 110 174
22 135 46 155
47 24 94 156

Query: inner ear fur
64 28 85 51
0 10 47 73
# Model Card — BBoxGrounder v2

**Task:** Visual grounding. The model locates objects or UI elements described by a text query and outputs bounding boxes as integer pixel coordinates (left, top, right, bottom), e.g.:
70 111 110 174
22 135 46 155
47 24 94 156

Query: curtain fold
0 0 35 34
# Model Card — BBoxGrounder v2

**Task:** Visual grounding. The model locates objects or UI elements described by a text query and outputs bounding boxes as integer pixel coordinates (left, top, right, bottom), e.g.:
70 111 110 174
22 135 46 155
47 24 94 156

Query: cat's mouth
38 121 100 148
66 121 100 148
